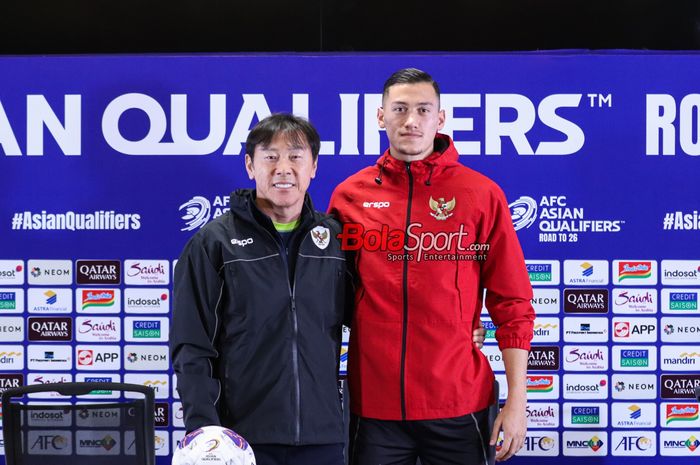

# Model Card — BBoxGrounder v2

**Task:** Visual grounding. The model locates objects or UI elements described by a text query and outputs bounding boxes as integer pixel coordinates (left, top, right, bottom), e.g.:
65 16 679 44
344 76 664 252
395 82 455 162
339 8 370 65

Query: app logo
614 321 630 338
76 346 120 370
564 289 608 313
661 374 700 399
76 260 121 285
179 196 212 231
28 317 72 341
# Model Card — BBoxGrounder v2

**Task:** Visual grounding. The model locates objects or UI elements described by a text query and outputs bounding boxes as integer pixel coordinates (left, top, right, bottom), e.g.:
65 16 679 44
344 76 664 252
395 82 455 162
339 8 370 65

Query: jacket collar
375 133 459 172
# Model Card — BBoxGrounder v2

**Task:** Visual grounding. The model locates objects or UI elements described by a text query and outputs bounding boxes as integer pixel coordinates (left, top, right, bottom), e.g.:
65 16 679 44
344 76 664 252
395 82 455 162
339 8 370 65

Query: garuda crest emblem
429 196 456 221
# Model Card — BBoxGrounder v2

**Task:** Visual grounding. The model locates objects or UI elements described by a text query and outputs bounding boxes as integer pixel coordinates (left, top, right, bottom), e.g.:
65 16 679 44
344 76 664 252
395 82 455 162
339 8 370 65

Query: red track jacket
329 134 535 420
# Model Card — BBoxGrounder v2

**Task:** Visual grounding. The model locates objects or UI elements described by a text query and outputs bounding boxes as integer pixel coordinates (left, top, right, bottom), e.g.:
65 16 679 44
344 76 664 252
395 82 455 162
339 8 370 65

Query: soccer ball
172 426 256 465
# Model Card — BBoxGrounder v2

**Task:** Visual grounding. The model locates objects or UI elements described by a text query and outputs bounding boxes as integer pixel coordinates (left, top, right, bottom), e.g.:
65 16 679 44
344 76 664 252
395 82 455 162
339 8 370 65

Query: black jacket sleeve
170 233 224 432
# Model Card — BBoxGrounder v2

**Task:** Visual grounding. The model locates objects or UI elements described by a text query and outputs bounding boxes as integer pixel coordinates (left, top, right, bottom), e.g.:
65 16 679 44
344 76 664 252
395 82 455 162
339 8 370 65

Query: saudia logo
1 92 592 156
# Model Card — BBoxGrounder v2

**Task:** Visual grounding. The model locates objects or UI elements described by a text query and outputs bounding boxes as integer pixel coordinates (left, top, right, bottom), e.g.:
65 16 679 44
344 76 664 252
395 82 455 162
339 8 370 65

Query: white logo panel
661 346 700 371
611 431 656 456
526 403 559 428
28 288 73 314
482 345 504 372
612 346 658 371
613 260 658 286
612 317 658 343
124 317 169 342
75 317 121 342
27 373 73 398
27 430 72 455
124 260 170 285
661 402 700 428
124 288 169 313
562 345 608 371
526 260 560 286
27 345 72 370
0 260 24 285
75 288 121 314
124 345 169 371
562 374 608 400
612 288 657 314
562 317 609 343
563 260 609 286
661 317 700 343
562 431 608 456
516 431 559 456
27 260 73 285
532 317 560 343
526 375 559 400
124 373 169 399
661 289 700 314
563 403 608 428
660 431 700 456
0 317 24 342
75 373 122 399
611 402 657 428
531 288 560 314
662 260 700 286
0 345 24 370
0 288 24 313
75 345 121 371
612 374 658 400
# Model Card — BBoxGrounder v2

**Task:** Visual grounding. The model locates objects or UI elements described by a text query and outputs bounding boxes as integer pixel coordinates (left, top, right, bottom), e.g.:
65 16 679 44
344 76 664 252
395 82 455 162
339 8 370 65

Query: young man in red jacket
329 68 535 464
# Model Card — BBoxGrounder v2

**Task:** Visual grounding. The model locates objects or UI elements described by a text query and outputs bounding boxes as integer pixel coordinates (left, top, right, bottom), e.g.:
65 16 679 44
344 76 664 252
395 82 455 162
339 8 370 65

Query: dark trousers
253 443 345 465
350 408 491 465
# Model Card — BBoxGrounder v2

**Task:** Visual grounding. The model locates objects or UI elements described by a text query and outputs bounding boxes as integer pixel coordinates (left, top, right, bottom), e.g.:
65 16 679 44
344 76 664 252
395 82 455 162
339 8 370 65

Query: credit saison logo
620 349 650 368
133 321 160 338
564 289 608 313
571 406 600 424
0 291 17 310
76 260 121 285
669 292 698 310
336 222 489 262
527 263 551 282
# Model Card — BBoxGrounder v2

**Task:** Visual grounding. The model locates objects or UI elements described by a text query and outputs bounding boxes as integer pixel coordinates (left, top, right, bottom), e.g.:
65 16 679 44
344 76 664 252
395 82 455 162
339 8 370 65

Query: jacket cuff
497 336 531 352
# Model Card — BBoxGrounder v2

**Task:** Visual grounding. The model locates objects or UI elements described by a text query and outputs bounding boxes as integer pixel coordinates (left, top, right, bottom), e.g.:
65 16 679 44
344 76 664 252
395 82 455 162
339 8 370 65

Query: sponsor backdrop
1 53 699 463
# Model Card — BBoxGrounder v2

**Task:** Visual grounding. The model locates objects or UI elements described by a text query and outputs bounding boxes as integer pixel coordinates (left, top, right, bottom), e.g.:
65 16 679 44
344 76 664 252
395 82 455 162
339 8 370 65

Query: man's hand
472 324 486 349
490 399 526 461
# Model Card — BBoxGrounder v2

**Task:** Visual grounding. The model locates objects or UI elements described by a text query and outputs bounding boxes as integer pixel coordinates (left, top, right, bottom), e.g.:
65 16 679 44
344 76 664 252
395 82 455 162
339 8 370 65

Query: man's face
245 132 317 215
378 82 446 161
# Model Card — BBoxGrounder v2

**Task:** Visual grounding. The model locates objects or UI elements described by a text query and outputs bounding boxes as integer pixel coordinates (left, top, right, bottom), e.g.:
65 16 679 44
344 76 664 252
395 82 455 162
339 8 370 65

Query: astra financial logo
563 260 609 285
76 260 121 285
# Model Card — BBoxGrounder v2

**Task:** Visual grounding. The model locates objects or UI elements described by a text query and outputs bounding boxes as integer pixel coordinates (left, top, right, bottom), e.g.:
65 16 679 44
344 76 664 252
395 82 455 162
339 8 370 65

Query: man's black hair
382 68 440 100
246 113 320 161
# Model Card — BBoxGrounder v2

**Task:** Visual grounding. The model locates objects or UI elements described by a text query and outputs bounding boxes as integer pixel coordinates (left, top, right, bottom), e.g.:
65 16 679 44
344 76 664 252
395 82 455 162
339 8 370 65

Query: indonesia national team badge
311 226 330 250
429 196 456 220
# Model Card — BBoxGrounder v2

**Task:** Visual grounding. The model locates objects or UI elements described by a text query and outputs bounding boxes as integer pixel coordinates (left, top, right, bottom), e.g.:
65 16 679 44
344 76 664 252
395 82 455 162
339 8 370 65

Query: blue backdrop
1 52 699 464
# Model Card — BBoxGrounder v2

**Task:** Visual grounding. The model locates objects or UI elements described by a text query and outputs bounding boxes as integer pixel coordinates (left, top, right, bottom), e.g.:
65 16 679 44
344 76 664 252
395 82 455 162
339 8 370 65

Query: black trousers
350 408 492 465
252 443 345 465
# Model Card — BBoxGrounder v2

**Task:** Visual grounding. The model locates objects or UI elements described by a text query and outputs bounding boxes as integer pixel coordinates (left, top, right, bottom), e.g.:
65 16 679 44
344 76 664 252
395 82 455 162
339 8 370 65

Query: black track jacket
170 189 350 445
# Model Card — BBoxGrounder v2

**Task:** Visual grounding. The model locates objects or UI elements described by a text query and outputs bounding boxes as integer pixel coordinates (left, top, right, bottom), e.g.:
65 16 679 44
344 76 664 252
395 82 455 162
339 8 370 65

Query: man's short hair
246 113 321 161
382 68 441 100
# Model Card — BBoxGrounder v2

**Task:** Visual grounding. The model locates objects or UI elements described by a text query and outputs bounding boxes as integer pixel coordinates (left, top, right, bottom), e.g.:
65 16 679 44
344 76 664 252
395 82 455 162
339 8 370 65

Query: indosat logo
509 195 624 243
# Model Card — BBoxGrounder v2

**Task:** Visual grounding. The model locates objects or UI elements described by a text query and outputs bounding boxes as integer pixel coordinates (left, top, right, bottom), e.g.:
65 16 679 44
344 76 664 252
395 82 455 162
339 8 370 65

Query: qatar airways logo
0 92 599 157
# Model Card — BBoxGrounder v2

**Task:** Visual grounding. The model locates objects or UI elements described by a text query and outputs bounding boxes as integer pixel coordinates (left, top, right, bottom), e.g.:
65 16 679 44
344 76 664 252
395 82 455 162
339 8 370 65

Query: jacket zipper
400 161 414 420
260 226 302 444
